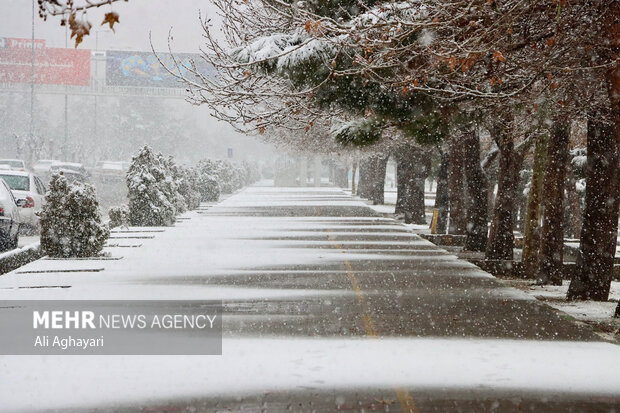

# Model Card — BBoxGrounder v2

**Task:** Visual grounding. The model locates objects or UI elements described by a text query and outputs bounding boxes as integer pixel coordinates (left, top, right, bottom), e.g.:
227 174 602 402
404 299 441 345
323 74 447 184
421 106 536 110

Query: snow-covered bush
39 173 109 258
108 205 129 228
162 156 188 214
242 161 261 185
214 160 240 194
127 146 177 226
174 163 201 210
569 148 587 211
196 160 221 201
570 148 587 179
197 159 255 194
193 158 259 200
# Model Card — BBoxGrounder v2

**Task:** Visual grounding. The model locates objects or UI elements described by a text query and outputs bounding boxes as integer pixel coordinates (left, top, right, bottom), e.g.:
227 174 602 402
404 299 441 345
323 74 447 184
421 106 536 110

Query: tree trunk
583 3 620 305
448 137 467 234
409 151 429 224
462 128 488 251
359 155 388 205
434 149 450 234
370 155 389 205
334 164 348 188
567 119 619 300
357 158 371 198
522 135 547 275
395 148 429 224
485 130 522 261
536 121 569 285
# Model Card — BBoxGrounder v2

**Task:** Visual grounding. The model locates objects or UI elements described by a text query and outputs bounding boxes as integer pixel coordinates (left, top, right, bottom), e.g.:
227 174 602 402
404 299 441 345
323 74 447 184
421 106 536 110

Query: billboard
0 37 46 50
0 46 91 86
106 50 213 88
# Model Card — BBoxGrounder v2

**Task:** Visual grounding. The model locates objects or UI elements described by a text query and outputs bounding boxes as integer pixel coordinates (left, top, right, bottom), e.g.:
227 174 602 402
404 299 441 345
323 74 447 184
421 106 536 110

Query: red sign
0 47 91 86
0 37 46 50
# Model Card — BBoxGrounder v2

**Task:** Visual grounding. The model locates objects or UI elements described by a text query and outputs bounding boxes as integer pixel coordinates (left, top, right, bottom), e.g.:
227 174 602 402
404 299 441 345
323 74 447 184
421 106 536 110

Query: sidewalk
1 186 619 412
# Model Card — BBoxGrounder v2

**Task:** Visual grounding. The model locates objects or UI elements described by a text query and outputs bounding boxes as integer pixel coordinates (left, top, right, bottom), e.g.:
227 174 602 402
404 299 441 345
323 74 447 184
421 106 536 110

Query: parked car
0 159 26 171
0 178 25 251
49 162 89 180
53 168 88 184
0 171 46 230
32 159 59 176
93 160 127 183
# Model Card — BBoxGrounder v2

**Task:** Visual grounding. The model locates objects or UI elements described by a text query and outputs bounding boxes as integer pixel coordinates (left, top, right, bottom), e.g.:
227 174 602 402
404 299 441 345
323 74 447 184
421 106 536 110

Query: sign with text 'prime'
0 47 91 86
106 50 213 88
0 37 46 50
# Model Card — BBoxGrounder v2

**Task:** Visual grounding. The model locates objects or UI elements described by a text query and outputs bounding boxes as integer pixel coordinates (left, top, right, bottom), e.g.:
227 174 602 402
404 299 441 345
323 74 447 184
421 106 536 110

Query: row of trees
38 1 620 313
123 145 259 227
161 0 619 316
40 145 260 257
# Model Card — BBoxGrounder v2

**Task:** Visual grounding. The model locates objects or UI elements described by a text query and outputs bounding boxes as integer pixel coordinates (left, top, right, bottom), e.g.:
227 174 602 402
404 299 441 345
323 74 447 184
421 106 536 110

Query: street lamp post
29 0 35 164
63 23 68 159
93 29 111 150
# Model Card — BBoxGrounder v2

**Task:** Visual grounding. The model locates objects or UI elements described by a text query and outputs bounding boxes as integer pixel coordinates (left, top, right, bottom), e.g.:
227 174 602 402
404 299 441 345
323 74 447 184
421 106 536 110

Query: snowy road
0 185 619 412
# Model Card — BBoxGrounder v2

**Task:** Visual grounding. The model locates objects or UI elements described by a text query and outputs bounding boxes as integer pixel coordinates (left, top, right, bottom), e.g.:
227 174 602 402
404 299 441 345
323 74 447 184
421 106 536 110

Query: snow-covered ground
3 338 620 412
506 279 620 340
383 189 436 208
1 186 619 411
373 187 619 331
347 188 436 218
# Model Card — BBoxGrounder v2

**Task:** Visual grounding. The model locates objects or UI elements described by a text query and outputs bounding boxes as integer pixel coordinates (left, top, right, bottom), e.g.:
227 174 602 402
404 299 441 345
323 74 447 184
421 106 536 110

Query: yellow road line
395 388 420 413
327 229 419 413
360 314 379 337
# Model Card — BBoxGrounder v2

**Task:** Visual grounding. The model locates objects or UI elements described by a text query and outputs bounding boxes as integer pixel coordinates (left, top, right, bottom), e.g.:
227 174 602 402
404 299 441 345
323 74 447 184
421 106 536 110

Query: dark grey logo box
0 300 222 355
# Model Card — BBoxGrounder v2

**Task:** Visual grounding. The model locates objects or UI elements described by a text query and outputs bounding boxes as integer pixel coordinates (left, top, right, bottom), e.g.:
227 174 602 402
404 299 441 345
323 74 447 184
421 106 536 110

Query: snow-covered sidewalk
0 186 619 412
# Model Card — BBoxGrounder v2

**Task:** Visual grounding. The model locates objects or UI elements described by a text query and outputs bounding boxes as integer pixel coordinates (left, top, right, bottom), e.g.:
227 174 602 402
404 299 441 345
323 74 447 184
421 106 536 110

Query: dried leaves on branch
38 0 125 47
160 0 618 154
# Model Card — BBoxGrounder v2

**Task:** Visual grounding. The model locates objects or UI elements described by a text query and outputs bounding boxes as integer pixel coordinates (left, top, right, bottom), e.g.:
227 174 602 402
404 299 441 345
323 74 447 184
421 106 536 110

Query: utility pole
63 22 68 159
93 30 110 148
94 33 98 146
29 0 35 166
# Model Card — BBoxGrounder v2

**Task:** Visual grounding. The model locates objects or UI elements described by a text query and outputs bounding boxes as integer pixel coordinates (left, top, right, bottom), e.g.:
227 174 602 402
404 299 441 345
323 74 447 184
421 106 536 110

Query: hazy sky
0 1 276 163
0 0 217 52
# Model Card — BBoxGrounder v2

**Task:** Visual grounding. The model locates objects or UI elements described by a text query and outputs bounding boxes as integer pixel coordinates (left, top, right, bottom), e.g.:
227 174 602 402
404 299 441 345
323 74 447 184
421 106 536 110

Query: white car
32 159 59 176
0 171 46 230
0 159 26 171
0 179 25 251
93 160 127 183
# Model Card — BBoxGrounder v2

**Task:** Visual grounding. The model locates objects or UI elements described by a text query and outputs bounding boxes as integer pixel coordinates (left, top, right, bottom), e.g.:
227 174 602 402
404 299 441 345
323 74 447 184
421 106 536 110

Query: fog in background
0 0 275 166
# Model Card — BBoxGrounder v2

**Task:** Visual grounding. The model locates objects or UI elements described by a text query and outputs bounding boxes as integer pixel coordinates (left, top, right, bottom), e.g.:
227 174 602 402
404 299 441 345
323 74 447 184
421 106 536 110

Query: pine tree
214 160 238 194
127 145 177 226
196 160 221 202
163 156 188 214
108 205 129 228
39 173 109 258
174 163 201 211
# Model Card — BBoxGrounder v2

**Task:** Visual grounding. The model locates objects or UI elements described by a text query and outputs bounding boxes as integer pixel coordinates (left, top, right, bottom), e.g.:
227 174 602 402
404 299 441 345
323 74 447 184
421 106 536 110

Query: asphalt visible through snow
1 185 619 412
